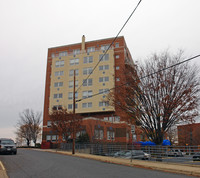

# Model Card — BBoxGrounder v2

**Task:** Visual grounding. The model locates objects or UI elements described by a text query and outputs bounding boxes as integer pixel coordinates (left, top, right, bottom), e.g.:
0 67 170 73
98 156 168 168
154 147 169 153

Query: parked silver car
193 153 200 161
166 149 183 157
0 138 17 155
122 150 151 160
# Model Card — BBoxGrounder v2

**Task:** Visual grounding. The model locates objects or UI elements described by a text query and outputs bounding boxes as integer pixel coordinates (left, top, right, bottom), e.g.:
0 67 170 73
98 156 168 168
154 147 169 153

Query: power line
75 0 142 93
76 54 200 102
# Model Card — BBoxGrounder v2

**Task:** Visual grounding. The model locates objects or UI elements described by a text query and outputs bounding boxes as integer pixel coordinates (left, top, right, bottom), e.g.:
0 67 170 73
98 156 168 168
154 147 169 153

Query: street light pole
72 70 76 154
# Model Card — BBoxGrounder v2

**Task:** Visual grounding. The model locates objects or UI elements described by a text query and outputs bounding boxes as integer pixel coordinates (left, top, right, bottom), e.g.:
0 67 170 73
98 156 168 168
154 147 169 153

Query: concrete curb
35 149 200 177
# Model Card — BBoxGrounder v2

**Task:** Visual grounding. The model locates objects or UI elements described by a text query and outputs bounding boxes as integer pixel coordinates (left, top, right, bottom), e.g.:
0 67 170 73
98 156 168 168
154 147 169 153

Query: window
116 55 119 59
55 60 64 67
101 45 109 51
82 102 92 108
73 49 80 55
51 53 55 58
52 105 62 110
99 77 109 82
99 65 109 71
83 56 93 63
87 47 95 53
68 104 78 110
99 54 109 61
54 82 63 87
107 131 115 140
52 135 58 142
46 135 51 142
109 117 114 122
99 89 109 94
116 66 120 70
69 69 79 76
126 132 130 141
116 78 120 81
68 92 78 100
94 129 104 140
47 121 51 128
69 80 78 88
59 51 67 57
83 67 93 75
82 90 93 99
83 78 93 86
53 93 63 99
55 71 64 76
70 58 79 65
99 101 109 107
104 117 108 121
115 43 119 48
115 116 120 122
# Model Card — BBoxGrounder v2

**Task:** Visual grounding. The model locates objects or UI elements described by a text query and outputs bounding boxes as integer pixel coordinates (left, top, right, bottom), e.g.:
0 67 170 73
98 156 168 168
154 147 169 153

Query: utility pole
72 70 76 154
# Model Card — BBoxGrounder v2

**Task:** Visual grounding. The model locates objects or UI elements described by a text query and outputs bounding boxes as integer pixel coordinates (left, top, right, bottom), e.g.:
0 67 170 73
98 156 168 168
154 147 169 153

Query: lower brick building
177 123 200 146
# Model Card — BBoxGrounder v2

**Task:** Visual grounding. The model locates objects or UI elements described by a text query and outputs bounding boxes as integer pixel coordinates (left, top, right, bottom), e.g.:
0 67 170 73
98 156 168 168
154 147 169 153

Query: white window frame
107 131 115 140
82 102 92 108
83 78 93 86
53 93 63 99
101 45 109 51
99 101 109 107
82 90 93 99
70 58 79 65
99 77 109 82
55 60 64 68
69 69 79 76
99 65 109 71
68 92 78 100
59 51 67 57
46 135 51 141
83 67 93 75
99 54 109 61
87 47 95 53
54 82 63 87
73 49 80 55
83 56 93 64
69 80 78 88
47 121 52 128
55 71 64 76
99 89 109 94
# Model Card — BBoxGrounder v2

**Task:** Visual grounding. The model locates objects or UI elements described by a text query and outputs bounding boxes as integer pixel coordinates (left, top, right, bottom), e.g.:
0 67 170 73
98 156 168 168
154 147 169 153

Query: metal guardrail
53 143 200 164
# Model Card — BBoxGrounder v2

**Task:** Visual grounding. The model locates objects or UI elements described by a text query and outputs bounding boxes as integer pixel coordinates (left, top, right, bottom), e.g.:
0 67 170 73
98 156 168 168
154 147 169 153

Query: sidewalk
39 149 200 177
0 161 8 178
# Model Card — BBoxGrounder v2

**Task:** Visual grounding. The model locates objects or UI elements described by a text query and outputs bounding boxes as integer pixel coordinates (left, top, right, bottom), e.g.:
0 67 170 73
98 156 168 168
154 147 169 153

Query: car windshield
1 140 15 145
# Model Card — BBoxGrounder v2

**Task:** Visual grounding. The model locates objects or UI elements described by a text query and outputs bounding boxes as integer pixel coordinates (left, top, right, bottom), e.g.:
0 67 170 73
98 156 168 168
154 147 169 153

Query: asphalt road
0 149 196 178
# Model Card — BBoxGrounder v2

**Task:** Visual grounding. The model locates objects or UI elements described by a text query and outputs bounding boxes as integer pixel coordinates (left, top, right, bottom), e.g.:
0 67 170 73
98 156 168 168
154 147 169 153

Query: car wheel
13 151 17 155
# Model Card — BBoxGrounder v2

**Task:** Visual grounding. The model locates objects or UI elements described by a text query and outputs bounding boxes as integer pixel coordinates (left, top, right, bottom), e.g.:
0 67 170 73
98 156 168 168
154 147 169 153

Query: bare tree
49 109 82 144
16 124 32 146
111 51 200 145
16 109 42 147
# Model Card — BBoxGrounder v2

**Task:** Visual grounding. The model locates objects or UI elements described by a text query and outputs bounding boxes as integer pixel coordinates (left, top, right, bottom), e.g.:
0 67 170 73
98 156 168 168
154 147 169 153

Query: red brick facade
177 123 200 146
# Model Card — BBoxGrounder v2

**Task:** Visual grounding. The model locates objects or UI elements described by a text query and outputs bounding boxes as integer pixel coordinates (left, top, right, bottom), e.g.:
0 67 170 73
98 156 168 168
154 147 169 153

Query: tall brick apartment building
42 36 141 145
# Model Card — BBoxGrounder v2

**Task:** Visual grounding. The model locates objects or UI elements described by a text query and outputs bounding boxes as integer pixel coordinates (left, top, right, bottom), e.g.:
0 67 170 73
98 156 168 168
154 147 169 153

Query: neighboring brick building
42 36 139 145
177 123 200 146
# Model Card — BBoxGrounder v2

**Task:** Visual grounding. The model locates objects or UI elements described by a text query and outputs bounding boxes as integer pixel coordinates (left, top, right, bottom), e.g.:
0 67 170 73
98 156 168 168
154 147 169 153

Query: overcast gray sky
0 0 200 140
